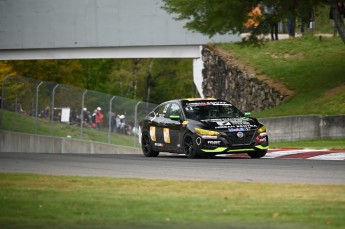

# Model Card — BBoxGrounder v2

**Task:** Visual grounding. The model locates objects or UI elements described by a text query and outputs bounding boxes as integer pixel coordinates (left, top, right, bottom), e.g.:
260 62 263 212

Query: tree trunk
133 58 141 99
329 0 345 45
146 59 153 103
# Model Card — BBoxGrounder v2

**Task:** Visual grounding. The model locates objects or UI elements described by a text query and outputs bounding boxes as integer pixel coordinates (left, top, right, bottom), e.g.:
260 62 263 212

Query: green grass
218 35 345 117
0 173 344 229
0 109 138 148
270 138 345 149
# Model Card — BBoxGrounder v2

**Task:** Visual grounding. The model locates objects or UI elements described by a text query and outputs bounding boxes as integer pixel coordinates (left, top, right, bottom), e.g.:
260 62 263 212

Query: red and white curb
267 149 345 160
220 149 345 160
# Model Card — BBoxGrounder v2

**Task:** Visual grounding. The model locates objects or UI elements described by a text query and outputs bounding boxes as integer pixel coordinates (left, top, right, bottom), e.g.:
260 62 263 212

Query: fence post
51 84 59 136
35 81 44 134
80 90 88 139
108 96 116 144
134 101 141 147
0 75 10 129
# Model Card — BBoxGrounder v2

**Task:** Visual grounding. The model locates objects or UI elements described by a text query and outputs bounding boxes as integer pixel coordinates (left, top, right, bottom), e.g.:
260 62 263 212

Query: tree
148 59 196 104
162 0 345 45
4 60 84 87
0 58 197 105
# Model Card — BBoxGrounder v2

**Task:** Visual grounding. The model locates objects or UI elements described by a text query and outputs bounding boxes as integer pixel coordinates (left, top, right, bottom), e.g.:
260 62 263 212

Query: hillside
216 35 345 118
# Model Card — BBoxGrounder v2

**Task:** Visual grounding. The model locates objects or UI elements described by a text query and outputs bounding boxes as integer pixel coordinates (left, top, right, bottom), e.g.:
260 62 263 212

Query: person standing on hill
95 107 104 130
261 3 279 40
330 2 345 37
299 2 314 35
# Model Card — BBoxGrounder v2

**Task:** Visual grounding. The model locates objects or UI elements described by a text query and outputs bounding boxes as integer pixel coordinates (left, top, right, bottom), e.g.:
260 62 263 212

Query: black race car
139 98 268 158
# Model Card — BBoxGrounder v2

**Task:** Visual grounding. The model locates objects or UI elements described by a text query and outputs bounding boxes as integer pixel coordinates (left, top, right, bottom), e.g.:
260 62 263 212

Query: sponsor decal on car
237 132 244 138
150 126 156 141
201 135 218 139
163 128 170 143
207 140 222 146
186 101 230 107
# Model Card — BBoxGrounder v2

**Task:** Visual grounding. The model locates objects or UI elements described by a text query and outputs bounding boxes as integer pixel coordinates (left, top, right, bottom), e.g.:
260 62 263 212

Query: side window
169 103 182 117
155 103 170 118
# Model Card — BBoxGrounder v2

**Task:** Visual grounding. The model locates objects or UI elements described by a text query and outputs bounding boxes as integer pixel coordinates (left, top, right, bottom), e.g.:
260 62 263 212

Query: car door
149 103 170 151
164 102 183 152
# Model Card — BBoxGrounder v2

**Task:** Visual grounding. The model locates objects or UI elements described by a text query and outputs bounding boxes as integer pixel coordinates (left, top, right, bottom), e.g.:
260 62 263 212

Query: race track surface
0 151 344 185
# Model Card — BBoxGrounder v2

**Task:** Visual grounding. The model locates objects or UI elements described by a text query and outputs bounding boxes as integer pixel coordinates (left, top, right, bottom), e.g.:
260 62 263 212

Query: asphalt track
0 151 344 185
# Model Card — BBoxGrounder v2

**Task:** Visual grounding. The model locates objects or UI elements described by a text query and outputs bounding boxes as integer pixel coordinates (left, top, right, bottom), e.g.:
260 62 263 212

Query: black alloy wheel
141 134 159 157
248 150 267 158
183 135 199 159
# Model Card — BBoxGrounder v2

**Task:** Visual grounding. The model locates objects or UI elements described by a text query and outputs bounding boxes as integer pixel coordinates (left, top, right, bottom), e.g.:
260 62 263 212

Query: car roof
166 98 219 103
182 98 218 102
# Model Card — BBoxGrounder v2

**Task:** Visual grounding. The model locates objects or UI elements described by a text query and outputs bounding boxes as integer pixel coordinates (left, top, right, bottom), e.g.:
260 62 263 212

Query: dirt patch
205 44 294 99
323 84 345 98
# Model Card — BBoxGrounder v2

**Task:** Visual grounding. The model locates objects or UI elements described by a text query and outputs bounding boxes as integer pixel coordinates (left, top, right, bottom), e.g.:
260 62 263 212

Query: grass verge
270 138 345 149
0 173 344 229
1 109 137 148
218 35 345 117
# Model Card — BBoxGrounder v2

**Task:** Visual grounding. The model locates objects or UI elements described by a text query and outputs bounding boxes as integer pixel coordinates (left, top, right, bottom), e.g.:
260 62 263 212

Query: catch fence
0 75 157 148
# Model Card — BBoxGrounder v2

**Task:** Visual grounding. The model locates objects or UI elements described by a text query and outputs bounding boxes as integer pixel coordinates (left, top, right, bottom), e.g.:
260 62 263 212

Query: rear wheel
141 134 159 157
183 135 199 159
248 150 267 158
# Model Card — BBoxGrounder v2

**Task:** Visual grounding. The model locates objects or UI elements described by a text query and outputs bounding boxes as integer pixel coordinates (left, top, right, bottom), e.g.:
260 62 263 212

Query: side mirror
244 112 251 117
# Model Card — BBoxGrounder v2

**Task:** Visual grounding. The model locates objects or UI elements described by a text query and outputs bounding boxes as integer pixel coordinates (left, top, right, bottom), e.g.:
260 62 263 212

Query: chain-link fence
0 75 157 148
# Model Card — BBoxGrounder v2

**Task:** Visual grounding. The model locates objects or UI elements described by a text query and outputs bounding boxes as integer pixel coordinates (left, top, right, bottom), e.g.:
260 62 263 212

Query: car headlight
258 125 266 133
195 128 220 136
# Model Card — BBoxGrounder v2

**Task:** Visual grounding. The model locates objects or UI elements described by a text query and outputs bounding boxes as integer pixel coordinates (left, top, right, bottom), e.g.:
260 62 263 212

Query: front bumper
195 132 269 154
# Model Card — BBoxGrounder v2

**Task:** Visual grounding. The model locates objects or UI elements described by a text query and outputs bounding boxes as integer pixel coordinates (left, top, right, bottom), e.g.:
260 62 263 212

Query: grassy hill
217 35 345 118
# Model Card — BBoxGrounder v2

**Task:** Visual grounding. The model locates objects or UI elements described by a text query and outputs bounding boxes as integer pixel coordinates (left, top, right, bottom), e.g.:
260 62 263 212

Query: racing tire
141 133 159 157
248 150 267 158
201 153 216 159
183 135 199 159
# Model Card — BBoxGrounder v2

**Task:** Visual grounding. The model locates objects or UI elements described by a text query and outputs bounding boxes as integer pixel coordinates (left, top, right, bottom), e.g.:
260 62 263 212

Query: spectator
116 114 126 134
13 103 24 114
107 111 117 132
44 106 50 119
261 3 279 40
29 108 35 116
96 107 104 129
288 15 296 38
91 109 97 128
329 2 345 37
82 107 90 127
300 3 314 35
70 108 77 124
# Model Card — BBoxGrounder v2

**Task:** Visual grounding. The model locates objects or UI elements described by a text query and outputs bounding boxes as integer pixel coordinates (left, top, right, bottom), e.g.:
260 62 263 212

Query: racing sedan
139 98 268 158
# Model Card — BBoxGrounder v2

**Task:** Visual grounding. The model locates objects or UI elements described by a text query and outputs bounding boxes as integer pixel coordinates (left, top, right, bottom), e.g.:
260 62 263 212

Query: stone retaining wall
201 46 286 112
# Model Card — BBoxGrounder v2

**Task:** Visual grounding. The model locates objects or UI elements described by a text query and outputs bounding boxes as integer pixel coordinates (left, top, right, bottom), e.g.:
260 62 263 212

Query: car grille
226 130 255 146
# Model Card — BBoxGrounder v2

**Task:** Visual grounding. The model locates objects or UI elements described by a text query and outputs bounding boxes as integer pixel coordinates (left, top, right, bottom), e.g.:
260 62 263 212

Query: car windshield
182 100 244 120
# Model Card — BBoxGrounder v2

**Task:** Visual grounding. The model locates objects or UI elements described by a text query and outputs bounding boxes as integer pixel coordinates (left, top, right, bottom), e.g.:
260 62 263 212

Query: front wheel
183 135 199 159
248 150 267 158
141 134 159 157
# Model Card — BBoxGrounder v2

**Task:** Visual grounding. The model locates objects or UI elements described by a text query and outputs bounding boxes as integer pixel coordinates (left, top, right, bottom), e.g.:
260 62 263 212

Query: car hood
191 117 258 132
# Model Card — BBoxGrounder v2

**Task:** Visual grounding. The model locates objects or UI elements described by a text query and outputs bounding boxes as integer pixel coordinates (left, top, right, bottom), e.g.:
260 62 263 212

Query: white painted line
263 149 324 158
308 153 345 160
